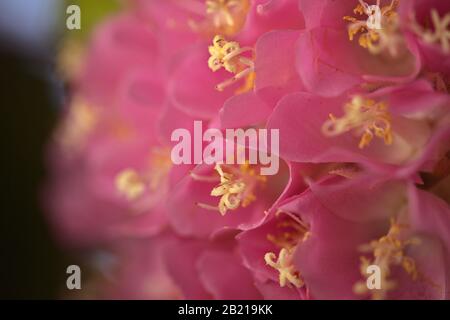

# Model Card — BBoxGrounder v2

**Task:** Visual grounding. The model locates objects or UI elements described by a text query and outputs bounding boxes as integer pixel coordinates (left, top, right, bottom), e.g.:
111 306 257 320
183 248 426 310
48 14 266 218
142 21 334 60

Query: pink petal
198 250 262 299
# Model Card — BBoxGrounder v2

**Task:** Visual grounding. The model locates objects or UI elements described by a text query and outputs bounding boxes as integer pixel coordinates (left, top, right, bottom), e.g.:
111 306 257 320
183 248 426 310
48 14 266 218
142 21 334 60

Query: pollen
115 147 172 202
411 9 450 54
208 35 255 92
192 163 266 216
353 217 420 300
206 0 250 36
148 147 173 191
344 0 401 56
322 96 393 149
265 248 304 288
115 169 146 201
58 98 97 150
265 211 309 289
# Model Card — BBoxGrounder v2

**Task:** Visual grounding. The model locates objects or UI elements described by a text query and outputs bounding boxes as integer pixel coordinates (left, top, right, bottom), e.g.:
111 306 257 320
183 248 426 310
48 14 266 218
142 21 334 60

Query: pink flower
47 21 193 247
93 232 181 299
46 0 450 300
267 80 450 177
290 175 450 299
46 95 171 246
298 0 421 97
166 0 304 119
163 233 262 299
220 30 305 129
167 148 290 238
78 13 165 107
399 0 450 78
239 171 450 299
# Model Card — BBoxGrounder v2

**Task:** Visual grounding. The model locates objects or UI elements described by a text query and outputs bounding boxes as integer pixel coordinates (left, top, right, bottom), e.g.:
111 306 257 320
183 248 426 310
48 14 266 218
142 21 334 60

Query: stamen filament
190 171 221 182
322 96 393 149
196 202 221 212
208 35 255 92
353 217 421 299
265 211 310 288
205 0 250 36
264 248 304 288
193 163 264 215
344 0 401 56
411 9 450 54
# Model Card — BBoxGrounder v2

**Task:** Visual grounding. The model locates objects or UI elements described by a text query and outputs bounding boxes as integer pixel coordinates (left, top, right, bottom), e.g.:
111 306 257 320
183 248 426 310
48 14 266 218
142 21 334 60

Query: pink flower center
264 211 310 288
353 217 421 300
411 9 450 54
115 147 173 202
192 163 266 216
344 0 401 56
322 96 393 149
205 0 250 36
208 35 255 92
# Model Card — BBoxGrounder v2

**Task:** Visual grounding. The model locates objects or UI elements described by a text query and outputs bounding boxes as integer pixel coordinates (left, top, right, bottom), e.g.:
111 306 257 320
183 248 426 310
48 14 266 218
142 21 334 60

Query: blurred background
0 0 119 299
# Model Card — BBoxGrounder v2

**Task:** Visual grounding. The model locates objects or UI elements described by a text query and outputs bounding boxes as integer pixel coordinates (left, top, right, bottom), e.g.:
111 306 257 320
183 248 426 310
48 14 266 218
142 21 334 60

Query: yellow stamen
115 169 146 201
58 99 97 150
322 96 393 149
344 0 401 56
193 163 266 216
115 147 172 201
328 164 361 179
265 211 309 288
265 248 304 288
205 0 250 36
353 217 420 300
148 147 173 191
208 35 255 92
411 9 450 54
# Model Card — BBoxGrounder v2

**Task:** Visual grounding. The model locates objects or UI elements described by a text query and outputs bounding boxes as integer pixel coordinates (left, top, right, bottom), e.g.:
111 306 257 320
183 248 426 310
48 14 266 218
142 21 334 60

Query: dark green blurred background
0 44 66 299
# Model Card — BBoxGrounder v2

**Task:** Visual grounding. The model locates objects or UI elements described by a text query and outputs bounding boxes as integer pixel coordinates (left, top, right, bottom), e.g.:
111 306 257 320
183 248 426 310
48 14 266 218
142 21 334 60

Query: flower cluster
47 0 450 299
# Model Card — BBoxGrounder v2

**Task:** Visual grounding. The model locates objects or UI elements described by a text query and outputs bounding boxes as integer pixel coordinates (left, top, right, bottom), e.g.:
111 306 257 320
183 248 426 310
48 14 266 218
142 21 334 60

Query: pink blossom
298 0 422 97
163 234 262 299
399 0 450 78
46 0 450 300
167 149 290 239
267 80 450 177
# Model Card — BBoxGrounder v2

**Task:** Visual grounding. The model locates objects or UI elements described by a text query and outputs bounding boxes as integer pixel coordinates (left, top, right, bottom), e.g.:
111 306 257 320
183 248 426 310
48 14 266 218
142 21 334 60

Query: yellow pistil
353 218 420 300
411 9 450 54
208 35 255 92
192 163 266 216
322 96 393 149
206 0 250 36
58 98 97 150
265 211 310 288
115 169 146 201
344 0 401 56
